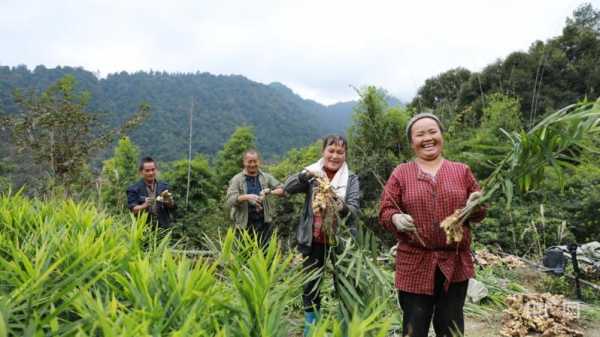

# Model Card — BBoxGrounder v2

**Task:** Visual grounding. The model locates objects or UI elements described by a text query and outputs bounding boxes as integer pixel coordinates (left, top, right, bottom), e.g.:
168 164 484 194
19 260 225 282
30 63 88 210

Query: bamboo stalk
185 98 193 209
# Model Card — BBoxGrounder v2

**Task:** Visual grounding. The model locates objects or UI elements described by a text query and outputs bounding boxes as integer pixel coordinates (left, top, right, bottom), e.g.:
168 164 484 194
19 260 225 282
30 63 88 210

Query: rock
467 278 489 304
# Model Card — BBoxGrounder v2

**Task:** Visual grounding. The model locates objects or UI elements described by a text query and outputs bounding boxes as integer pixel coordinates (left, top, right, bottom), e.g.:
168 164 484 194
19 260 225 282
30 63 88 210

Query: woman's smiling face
410 117 444 161
322 143 346 172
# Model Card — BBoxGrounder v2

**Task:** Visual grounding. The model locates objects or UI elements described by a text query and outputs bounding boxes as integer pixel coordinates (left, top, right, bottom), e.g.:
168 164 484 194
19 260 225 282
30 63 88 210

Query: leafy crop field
0 193 397 337
1 192 599 337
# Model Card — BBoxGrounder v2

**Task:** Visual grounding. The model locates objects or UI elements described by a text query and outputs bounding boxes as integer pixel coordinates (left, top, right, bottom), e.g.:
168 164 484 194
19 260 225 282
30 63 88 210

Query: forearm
271 187 285 196
283 173 308 194
132 204 146 214
225 189 241 208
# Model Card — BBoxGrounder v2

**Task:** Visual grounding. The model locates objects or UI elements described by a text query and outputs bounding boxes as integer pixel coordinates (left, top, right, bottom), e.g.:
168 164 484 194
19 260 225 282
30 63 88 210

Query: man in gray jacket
225 149 284 247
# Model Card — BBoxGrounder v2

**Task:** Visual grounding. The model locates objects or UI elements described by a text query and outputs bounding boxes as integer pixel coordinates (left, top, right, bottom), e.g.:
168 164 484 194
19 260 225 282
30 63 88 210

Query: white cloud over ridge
1 0 596 104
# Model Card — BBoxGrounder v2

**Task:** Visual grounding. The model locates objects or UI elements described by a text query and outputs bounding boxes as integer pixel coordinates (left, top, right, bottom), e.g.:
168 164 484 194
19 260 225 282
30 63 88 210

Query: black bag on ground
543 247 566 275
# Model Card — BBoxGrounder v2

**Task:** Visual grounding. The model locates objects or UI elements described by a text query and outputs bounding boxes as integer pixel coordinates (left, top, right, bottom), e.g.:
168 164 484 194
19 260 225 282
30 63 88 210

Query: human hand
466 191 483 208
260 188 271 197
242 194 262 207
157 190 173 204
392 213 416 233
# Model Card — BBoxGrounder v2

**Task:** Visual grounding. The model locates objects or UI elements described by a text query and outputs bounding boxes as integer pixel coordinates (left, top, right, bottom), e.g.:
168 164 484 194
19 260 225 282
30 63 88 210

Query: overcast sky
1 0 598 104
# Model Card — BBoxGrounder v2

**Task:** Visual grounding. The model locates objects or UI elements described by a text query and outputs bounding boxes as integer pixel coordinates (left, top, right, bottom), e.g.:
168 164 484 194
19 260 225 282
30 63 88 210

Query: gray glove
392 213 416 233
333 196 347 213
466 191 483 208
299 169 316 183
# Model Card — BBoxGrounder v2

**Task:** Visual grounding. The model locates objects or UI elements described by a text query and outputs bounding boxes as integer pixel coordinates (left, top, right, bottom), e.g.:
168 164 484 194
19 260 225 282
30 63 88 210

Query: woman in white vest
283 135 360 336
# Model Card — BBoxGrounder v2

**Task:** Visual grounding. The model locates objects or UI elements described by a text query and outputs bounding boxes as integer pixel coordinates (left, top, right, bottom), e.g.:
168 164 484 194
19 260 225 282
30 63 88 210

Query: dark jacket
127 179 174 228
284 170 360 254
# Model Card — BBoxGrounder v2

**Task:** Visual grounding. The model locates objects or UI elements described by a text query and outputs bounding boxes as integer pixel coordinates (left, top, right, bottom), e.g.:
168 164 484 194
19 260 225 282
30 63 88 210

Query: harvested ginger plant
440 209 463 244
311 175 338 245
440 195 481 244
476 249 525 269
500 293 583 337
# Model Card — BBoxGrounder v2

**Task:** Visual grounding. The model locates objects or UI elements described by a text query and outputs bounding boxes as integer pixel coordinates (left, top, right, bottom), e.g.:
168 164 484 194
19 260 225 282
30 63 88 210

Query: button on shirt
245 175 264 223
379 160 486 295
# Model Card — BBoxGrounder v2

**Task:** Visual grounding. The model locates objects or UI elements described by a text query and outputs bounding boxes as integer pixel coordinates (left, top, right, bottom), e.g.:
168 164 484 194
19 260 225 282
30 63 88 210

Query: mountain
0 65 386 161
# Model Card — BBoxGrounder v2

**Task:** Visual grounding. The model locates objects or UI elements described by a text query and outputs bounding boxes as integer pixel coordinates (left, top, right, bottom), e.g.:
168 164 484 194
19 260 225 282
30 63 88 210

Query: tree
480 93 523 135
349 87 410 202
100 137 141 211
348 87 411 244
410 67 472 116
7 75 149 196
445 93 523 179
161 154 220 244
214 126 256 190
566 2 600 32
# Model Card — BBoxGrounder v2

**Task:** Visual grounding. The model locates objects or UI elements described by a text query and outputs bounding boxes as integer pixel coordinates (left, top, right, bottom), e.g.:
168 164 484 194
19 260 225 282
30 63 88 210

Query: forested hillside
0 66 369 161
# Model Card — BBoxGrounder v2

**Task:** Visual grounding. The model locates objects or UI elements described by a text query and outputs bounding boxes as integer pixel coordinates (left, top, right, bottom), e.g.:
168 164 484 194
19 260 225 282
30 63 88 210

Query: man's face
243 152 260 175
141 162 157 183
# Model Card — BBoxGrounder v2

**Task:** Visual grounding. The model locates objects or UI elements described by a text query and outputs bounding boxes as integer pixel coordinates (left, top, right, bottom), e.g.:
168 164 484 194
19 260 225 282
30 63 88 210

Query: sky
1 0 598 105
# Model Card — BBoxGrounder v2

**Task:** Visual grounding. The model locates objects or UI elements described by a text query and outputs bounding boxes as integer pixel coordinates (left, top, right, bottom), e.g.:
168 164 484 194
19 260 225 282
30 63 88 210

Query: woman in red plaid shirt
379 113 485 337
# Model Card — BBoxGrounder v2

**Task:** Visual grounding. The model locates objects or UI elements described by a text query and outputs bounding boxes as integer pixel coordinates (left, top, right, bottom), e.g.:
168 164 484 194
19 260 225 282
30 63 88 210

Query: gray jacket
284 170 360 254
225 170 281 228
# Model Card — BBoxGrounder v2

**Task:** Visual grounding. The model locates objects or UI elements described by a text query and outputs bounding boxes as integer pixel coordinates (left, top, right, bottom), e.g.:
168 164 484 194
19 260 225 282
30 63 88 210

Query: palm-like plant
442 99 600 243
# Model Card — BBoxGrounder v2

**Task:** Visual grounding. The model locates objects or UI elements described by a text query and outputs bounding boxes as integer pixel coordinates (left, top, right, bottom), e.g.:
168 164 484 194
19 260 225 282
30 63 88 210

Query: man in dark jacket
127 156 175 228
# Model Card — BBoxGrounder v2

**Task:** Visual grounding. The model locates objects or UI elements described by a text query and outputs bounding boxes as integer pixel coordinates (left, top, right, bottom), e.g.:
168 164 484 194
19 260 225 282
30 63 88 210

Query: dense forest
0 65 386 161
1 3 600 336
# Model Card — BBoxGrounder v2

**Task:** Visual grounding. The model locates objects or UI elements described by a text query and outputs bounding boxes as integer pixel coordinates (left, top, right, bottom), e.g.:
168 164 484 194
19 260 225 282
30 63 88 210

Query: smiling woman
379 113 486 337
283 134 360 336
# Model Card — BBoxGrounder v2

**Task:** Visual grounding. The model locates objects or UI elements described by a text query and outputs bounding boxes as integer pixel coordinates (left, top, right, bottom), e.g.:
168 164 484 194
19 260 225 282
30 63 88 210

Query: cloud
1 0 596 104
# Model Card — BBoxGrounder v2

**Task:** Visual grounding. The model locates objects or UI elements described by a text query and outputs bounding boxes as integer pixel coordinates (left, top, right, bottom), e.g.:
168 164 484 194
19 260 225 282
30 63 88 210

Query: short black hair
242 148 260 160
322 134 347 152
138 156 157 171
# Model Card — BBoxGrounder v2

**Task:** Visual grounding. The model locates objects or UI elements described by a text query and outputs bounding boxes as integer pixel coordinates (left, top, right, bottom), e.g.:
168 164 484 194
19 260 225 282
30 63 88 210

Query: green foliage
0 160 11 194
0 193 395 336
410 67 472 117
541 162 600 242
264 142 322 247
215 126 257 190
348 87 410 200
348 87 410 245
566 2 600 32
480 93 523 134
410 4 600 126
268 141 321 181
5 75 148 197
445 93 522 179
161 154 221 244
0 66 354 163
100 136 141 212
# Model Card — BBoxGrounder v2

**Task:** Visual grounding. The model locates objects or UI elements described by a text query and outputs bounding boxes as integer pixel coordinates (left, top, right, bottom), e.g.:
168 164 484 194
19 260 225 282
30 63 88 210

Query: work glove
392 213 416 233
466 191 483 208
333 196 347 213
299 169 316 183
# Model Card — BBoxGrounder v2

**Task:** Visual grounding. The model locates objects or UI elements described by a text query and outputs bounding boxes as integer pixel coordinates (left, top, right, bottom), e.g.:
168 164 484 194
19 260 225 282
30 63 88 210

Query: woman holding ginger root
379 113 485 337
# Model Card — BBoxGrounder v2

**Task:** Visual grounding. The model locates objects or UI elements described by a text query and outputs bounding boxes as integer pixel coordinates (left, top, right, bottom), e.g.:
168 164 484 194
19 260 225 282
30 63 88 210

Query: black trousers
398 268 468 337
302 242 332 312
247 218 274 248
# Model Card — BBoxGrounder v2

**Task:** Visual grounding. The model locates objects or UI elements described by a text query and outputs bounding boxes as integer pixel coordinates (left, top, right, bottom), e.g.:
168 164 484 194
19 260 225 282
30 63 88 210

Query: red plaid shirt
379 160 485 295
